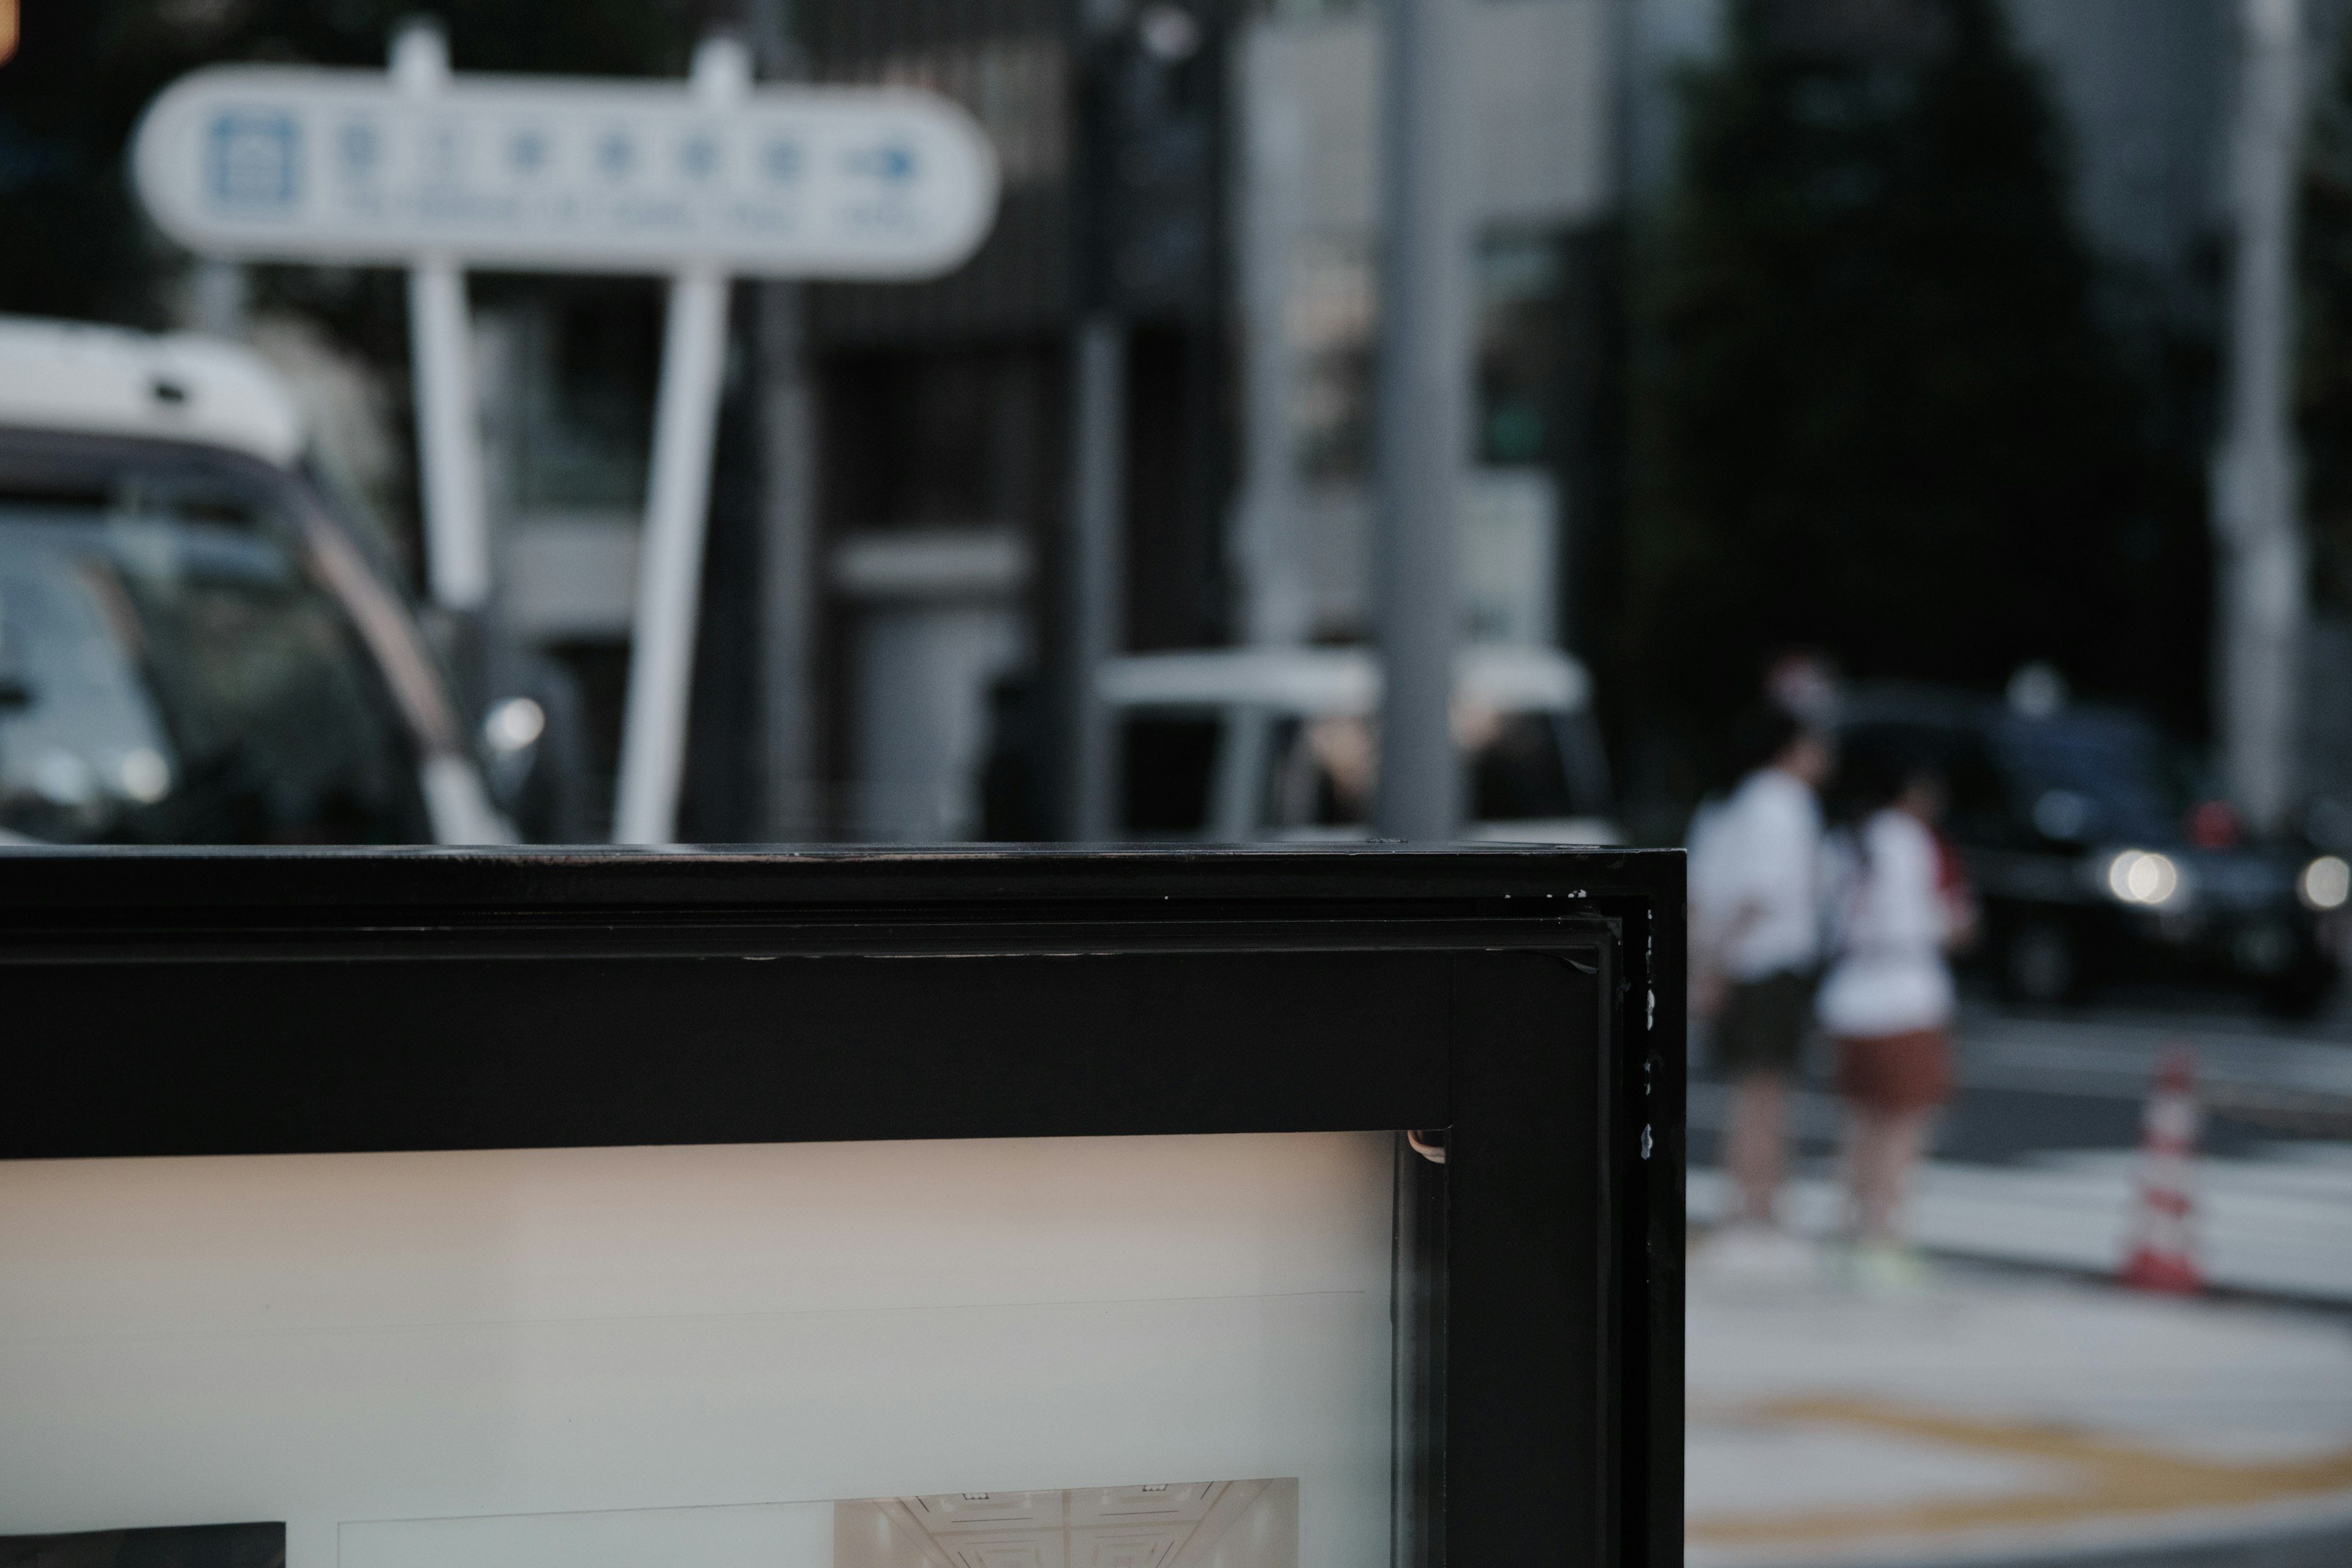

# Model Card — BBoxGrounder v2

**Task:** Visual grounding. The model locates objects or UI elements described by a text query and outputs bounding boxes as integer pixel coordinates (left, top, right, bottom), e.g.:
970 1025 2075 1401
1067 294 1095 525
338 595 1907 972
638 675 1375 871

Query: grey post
756 284 820 842
1064 0 1132 842
2214 0 2309 834
1066 315 1128 842
1373 0 1467 840
751 0 821 843
1232 66 1311 648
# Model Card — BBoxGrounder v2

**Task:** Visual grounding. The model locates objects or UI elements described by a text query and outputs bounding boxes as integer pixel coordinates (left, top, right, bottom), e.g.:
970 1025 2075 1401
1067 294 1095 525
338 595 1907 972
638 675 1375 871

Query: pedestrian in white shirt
1691 706 1832 1254
1817 756 1977 1290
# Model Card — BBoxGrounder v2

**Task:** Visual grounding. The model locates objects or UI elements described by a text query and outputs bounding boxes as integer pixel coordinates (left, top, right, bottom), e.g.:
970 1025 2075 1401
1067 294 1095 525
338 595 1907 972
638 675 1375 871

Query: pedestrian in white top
1818 755 1976 1289
1691 706 1832 1248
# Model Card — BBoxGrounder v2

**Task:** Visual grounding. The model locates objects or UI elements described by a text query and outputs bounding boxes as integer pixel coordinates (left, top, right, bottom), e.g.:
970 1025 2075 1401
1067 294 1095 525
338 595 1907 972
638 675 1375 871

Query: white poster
0 1134 1390 1568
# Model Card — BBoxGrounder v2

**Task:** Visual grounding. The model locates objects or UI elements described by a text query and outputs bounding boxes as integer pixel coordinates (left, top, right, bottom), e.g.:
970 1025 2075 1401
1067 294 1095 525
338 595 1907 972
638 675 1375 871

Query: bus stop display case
0 847 1683 1568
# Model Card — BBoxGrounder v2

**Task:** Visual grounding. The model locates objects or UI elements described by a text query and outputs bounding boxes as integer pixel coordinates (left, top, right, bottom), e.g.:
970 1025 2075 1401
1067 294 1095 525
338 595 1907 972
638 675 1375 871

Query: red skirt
1834 1027 1953 1114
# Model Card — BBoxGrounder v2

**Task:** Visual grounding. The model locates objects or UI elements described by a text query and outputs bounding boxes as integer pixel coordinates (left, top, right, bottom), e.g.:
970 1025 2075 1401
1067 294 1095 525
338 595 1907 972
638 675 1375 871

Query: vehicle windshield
0 454 429 844
1993 710 2194 848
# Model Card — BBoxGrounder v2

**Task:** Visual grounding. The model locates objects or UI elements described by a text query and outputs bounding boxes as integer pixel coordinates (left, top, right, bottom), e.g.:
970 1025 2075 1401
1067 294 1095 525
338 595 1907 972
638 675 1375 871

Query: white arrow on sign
131 63 999 278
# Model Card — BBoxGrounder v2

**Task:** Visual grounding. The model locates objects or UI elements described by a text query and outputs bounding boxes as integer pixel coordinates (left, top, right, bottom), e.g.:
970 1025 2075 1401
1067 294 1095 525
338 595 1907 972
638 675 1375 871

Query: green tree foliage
0 0 699 328
1628 0 2198 774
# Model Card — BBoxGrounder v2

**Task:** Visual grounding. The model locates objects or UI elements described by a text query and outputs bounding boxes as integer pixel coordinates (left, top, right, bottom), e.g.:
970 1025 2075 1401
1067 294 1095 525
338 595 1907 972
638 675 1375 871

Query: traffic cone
2120 1046 2204 1294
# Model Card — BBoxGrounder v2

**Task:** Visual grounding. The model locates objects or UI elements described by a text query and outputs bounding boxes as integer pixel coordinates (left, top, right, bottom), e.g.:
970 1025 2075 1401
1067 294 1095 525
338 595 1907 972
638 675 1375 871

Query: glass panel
0 1132 1435 1568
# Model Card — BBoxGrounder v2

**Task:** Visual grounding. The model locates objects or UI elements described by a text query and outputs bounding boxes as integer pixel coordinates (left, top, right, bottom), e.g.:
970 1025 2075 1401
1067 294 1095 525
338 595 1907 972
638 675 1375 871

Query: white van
0 315 510 845
1098 644 1619 843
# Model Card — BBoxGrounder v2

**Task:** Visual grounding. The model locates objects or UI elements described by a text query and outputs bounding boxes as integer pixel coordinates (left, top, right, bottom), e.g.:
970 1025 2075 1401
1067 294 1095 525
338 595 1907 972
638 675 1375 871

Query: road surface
1683 984 2352 1567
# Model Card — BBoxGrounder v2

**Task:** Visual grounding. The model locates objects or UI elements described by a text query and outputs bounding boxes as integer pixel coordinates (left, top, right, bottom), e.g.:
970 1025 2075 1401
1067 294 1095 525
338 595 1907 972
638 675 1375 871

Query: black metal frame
0 845 1684 1568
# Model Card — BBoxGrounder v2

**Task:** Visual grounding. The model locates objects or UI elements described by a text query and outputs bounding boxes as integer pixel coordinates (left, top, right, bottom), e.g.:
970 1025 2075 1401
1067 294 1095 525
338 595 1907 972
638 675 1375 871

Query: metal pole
393 21 492 612
756 281 820 842
1373 0 1466 841
2214 0 2309 835
1061 0 1133 843
612 36 750 845
1232 66 1311 647
749 0 821 845
1066 314 1128 841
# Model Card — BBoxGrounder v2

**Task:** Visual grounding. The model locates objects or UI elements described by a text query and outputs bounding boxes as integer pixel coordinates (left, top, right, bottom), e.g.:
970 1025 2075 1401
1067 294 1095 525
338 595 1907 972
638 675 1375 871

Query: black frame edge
0 846 1685 1568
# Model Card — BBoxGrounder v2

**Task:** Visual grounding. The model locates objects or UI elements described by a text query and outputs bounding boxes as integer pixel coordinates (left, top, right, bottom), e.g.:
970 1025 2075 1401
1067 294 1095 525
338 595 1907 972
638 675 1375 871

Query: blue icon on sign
206 111 300 213
679 134 718 179
510 130 550 174
597 132 634 179
763 138 802 182
337 121 380 179
845 141 917 184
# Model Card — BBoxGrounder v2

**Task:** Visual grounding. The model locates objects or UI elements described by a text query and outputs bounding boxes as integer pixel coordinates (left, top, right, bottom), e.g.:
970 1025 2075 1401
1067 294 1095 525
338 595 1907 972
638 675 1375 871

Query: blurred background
4 0 2352 1564
7 0 2352 856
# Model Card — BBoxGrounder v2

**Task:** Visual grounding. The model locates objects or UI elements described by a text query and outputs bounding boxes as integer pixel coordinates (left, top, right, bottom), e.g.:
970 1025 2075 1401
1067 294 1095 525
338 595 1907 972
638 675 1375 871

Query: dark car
1838 684 2345 1014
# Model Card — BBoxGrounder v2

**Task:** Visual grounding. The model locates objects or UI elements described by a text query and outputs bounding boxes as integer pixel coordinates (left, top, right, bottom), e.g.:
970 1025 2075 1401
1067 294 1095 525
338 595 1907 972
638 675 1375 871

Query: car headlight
2107 849 2184 907
2301 854 2351 912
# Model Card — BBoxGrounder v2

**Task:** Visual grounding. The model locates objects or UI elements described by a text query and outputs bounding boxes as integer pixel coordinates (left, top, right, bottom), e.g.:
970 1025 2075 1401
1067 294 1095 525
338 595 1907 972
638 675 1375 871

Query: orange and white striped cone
2120 1046 2204 1294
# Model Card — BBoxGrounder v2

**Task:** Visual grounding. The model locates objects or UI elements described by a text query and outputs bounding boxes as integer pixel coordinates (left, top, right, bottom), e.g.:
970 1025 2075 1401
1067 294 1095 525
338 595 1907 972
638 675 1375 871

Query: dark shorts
1712 970 1814 1076
1835 1028 1953 1114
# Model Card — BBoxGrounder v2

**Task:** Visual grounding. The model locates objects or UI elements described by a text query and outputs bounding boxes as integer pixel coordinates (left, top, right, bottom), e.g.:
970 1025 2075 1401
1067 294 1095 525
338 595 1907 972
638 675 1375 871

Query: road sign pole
612 38 751 846
393 22 492 612
406 256 492 611
612 264 731 845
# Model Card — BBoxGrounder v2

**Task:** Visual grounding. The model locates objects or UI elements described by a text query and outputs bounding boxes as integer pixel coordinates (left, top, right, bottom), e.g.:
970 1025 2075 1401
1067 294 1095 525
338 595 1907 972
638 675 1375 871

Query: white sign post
392 26 491 616
132 27 1000 845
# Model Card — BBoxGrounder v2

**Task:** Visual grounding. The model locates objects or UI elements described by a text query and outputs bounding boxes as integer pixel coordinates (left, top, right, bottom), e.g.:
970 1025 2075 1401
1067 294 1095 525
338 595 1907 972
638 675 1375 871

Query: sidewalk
1684 1264 2352 1567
